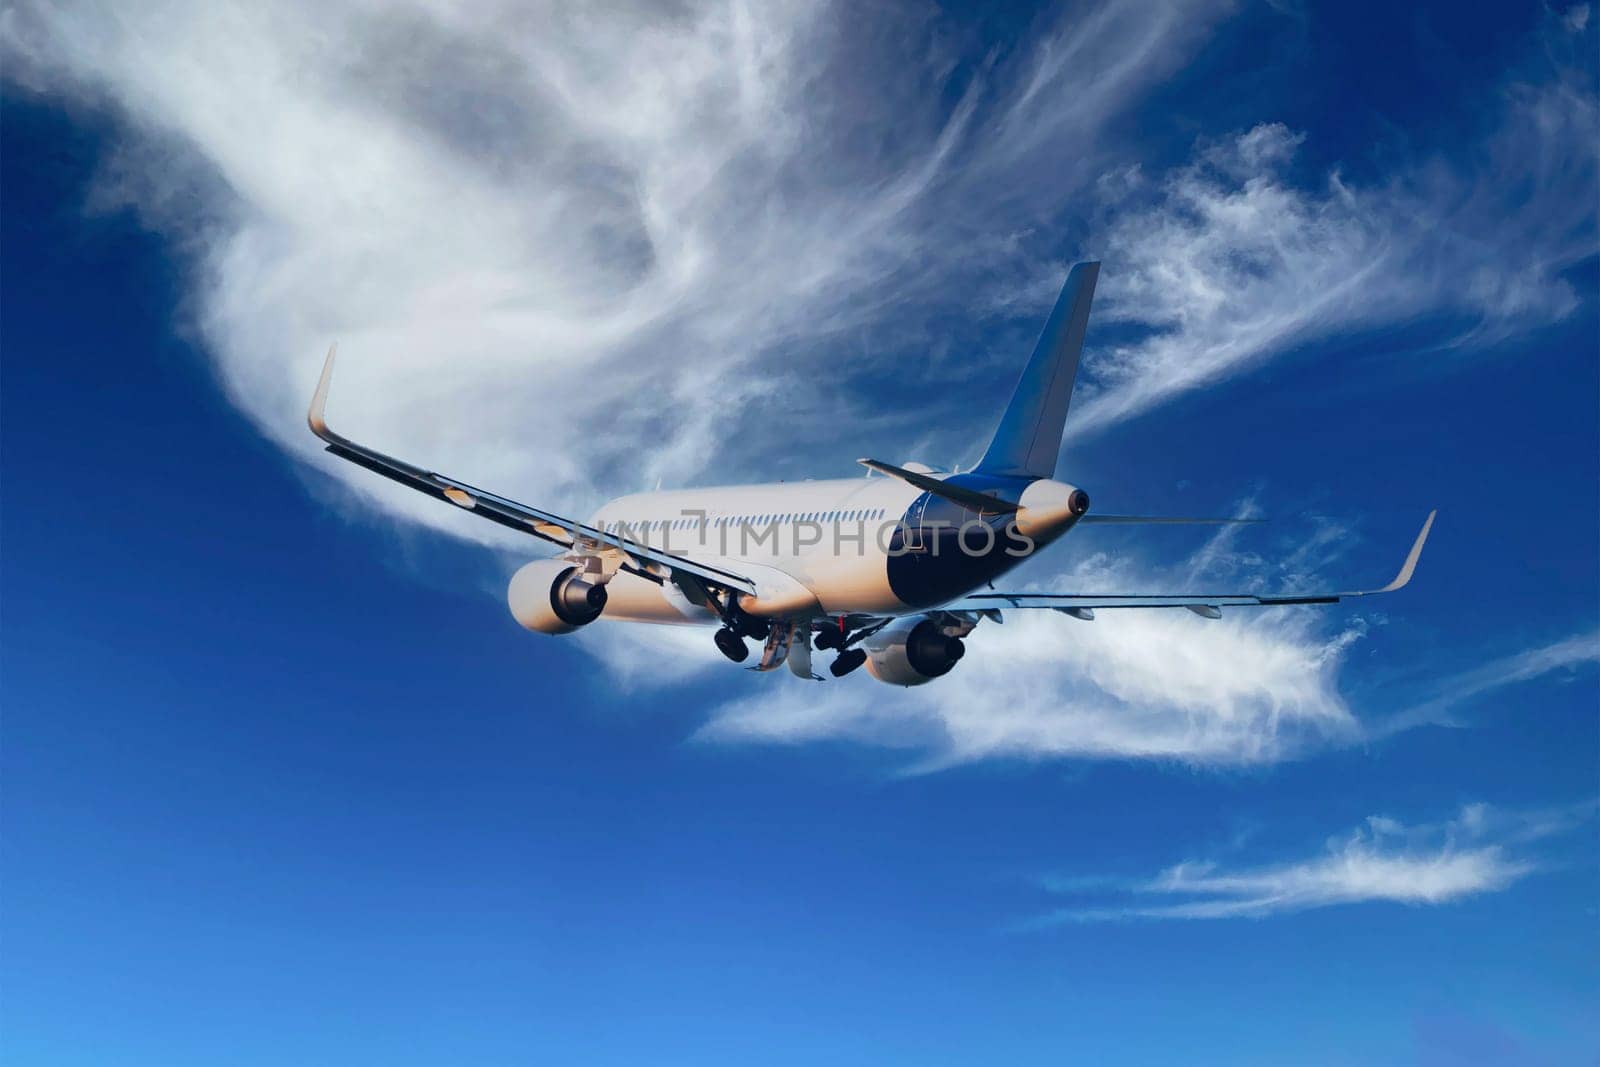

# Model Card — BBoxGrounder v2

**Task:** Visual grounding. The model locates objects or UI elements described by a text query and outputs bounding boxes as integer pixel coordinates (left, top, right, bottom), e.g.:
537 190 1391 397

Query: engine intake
865 617 967 686
507 560 608 634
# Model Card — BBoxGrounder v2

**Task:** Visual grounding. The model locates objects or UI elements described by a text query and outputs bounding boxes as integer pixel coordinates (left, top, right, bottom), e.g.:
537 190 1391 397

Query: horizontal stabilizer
857 458 1020 513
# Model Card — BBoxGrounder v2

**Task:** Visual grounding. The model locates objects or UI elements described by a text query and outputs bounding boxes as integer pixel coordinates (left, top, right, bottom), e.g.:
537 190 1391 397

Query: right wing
948 511 1436 616
306 346 757 597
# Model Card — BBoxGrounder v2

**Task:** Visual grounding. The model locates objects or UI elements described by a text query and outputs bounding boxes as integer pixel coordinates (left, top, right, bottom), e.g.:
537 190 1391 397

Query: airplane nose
1014 479 1089 539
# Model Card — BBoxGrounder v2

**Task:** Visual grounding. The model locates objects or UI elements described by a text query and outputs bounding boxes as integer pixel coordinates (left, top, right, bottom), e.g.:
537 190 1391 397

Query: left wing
948 511 1435 617
306 346 757 598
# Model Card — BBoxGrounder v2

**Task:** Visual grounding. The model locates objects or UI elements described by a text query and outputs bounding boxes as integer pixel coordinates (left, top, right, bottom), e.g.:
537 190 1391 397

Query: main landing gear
714 613 871 678
829 648 867 677
811 617 867 676
714 610 771 663
714 627 749 663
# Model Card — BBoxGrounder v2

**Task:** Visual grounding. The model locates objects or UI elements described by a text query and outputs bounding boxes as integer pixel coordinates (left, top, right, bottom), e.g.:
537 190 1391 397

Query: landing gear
813 626 842 651
735 615 770 641
708 587 764 659
715 627 749 663
829 648 867 677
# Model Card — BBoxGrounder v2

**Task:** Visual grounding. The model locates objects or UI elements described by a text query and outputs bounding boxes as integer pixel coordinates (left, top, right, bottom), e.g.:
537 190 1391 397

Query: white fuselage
581 473 1089 626
588 476 925 624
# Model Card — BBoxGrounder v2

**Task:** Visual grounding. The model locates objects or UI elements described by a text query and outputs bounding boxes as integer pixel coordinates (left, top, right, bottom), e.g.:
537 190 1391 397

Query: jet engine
865 617 967 686
507 560 608 634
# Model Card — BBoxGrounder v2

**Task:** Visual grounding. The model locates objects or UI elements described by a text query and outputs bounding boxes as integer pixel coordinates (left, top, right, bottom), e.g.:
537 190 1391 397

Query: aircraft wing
306 346 758 597
945 511 1435 617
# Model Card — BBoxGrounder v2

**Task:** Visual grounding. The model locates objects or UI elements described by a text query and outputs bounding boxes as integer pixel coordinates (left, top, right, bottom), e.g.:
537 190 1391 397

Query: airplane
307 262 1435 684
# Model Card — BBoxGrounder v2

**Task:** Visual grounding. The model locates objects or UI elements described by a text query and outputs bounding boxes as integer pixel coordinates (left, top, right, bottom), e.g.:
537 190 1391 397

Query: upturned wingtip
308 343 337 439
1379 509 1437 593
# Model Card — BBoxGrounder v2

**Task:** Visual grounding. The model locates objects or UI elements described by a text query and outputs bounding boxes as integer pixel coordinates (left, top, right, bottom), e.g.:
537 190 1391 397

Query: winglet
308 343 338 441
1373 510 1436 593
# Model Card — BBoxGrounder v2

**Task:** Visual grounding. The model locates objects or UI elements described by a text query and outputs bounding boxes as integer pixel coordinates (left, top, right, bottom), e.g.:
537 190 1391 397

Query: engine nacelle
865 617 967 686
507 560 608 635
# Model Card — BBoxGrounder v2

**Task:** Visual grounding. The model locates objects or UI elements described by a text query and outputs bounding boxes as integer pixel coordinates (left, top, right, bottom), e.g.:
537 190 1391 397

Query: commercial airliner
308 262 1435 684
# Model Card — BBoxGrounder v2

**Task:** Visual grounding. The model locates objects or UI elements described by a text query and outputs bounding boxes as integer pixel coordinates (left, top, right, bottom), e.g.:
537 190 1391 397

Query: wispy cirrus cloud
1064 28 1599 438
3 1 1592 532
688 515 1597 769
1029 800 1595 923
1428 631 1600 708
0 0 1227 543
1373 629 1600 735
695 517 1368 768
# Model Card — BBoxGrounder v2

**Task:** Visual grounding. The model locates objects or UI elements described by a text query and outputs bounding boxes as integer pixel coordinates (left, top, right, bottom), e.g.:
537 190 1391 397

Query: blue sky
2 2 1597 1064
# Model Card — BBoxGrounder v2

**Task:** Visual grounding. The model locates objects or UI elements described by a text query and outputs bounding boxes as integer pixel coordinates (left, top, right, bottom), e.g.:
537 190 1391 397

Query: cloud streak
1032 801 1594 923
0 0 1228 543
4 1 1590 531
1375 629 1600 736
1067 44 1599 437
695 518 1369 769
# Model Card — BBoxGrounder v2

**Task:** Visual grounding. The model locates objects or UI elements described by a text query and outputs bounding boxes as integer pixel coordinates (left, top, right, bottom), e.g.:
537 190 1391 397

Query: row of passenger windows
603 508 887 532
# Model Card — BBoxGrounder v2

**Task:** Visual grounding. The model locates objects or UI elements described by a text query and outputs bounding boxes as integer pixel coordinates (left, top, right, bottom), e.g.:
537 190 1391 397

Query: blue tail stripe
974 261 1099 479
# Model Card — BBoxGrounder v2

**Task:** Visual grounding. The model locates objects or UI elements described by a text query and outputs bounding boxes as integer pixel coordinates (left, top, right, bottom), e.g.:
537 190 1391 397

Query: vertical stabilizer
974 261 1099 478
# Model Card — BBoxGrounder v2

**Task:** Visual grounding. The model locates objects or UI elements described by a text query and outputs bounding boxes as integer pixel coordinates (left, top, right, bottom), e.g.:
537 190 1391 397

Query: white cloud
1066 59 1600 437
0 0 1226 544
1431 631 1600 705
1376 629 1600 735
685 512 1595 769
6 1 1590 534
691 577 1598 769
1033 801 1594 923
695 519 1369 768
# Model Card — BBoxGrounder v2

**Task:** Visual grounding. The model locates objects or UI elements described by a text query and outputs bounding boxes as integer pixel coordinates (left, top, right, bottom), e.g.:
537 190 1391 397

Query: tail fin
974 261 1099 479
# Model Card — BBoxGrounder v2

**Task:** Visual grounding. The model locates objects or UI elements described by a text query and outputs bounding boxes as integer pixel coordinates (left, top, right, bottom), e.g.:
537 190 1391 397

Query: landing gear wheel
715 628 749 663
829 648 867 678
813 627 842 651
